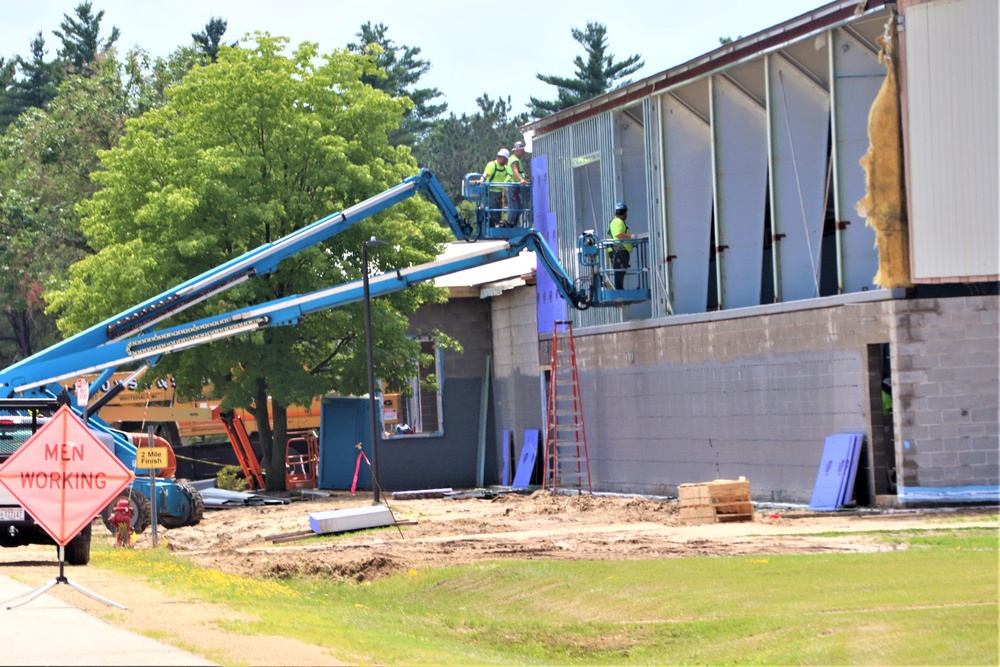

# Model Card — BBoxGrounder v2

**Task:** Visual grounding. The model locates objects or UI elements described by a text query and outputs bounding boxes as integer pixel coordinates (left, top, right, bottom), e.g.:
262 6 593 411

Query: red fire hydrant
110 498 133 548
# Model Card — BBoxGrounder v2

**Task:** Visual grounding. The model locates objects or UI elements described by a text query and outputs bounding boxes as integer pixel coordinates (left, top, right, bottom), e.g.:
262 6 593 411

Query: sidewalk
0 575 215 666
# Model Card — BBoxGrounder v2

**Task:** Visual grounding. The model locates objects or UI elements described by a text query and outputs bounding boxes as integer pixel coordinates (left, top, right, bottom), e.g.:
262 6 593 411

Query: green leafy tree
53 1 120 76
415 94 527 203
193 17 236 63
348 22 446 147
0 53 153 367
46 35 453 489
528 22 643 118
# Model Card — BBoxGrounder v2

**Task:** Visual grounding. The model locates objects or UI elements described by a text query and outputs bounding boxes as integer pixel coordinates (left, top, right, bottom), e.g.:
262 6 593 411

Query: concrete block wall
538 296 898 502
891 295 1000 501
490 287 544 473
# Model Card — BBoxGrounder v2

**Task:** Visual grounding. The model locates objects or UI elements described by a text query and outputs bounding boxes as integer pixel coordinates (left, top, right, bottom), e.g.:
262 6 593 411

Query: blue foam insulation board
809 433 863 511
309 505 393 534
837 434 864 507
512 429 540 488
501 429 512 486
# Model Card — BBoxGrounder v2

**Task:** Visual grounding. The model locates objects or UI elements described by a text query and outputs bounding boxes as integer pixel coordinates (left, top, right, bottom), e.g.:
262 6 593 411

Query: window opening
381 338 443 438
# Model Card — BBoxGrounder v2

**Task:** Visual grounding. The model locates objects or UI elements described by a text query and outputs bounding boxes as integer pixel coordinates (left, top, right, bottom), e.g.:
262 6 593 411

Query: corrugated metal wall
530 13 889 320
904 0 999 281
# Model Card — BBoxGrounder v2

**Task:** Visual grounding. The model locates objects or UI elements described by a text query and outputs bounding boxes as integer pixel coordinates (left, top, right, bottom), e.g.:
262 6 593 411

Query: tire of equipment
158 483 205 529
64 523 92 565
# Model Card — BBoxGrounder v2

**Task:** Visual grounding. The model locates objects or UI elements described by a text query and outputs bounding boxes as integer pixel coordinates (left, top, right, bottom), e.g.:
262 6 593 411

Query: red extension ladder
544 321 592 495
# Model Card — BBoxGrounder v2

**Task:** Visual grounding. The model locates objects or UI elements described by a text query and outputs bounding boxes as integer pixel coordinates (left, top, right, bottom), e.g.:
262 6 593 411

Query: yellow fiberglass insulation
856 14 912 289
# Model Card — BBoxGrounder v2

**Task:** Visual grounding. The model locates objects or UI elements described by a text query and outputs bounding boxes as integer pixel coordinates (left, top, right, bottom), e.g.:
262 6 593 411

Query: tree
53 1 120 76
415 94 528 203
528 22 643 118
193 17 236 63
46 35 454 489
0 56 17 132
0 53 151 367
0 34 61 132
348 22 446 147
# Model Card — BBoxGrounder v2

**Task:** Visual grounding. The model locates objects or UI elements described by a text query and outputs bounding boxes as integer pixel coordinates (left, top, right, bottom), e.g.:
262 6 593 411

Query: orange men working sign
0 406 134 546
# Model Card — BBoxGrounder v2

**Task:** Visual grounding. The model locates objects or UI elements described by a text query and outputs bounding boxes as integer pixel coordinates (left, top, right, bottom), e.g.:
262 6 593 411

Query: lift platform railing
462 173 533 239
577 232 652 306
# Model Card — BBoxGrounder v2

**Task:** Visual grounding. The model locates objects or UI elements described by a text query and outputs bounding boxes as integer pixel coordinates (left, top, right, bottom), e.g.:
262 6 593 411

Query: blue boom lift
0 169 650 548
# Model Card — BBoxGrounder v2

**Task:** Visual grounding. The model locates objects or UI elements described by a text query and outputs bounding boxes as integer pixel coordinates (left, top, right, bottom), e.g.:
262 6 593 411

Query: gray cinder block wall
490 287 544 474
891 295 1000 501
513 292 1000 504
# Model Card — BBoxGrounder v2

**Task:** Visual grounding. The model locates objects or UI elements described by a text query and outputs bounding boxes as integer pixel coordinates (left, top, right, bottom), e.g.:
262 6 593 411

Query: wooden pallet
678 477 754 524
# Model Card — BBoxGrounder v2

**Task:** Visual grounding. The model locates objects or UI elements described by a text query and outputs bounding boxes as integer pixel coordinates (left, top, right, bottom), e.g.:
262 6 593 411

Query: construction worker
508 141 530 226
481 148 512 227
607 202 633 290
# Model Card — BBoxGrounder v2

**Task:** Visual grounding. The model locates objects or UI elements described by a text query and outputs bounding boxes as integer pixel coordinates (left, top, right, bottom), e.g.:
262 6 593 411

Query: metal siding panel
619 110 653 320
664 94 714 315
831 28 882 292
644 97 671 318
906 0 999 280
768 54 831 302
713 74 769 309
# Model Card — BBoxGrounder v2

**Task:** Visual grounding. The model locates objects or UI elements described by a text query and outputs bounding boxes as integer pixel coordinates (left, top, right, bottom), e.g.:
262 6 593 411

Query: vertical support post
147 424 158 548
708 75 725 310
828 28 846 295
363 237 387 504
476 354 490 488
764 54 782 303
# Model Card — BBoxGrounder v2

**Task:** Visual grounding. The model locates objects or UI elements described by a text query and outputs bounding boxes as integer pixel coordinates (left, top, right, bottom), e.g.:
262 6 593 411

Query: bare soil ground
0 491 995 666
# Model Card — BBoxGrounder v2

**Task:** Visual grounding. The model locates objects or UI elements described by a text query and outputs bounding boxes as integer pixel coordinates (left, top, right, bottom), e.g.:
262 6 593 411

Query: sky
3 0 828 117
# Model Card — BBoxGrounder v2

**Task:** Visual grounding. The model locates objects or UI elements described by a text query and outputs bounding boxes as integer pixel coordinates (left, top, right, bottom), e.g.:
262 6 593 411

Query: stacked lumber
678 477 754 524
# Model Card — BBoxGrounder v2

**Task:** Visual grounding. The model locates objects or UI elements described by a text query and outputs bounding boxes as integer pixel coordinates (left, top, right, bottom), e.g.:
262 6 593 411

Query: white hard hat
497 148 510 158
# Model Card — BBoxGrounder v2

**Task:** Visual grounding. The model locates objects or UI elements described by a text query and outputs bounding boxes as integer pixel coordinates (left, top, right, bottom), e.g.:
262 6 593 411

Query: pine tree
528 22 643 118
193 17 236 63
53 1 120 75
0 34 61 132
0 57 18 132
348 22 446 147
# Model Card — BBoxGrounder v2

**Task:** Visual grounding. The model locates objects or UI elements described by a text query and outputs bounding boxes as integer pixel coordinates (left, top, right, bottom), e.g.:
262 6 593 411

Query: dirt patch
0 490 994 666
158 491 993 581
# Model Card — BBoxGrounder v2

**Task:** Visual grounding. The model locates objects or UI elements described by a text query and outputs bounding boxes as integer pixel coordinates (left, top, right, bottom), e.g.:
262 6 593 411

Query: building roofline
523 0 890 137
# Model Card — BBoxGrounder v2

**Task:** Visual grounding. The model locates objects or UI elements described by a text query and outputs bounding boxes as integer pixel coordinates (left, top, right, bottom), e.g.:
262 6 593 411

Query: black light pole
362 237 388 504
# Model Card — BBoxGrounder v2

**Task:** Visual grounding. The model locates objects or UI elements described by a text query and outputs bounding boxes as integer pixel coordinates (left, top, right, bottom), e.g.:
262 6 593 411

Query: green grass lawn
94 528 999 665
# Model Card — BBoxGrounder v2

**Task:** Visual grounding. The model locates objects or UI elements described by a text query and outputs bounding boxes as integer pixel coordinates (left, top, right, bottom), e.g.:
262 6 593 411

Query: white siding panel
906 0 999 281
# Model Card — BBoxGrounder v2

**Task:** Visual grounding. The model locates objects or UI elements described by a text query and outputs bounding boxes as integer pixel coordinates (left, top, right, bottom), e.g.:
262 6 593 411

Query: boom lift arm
0 170 475 396
3 234 589 399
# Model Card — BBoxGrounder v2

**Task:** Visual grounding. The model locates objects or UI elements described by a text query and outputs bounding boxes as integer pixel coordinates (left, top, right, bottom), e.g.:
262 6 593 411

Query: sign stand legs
3 547 127 610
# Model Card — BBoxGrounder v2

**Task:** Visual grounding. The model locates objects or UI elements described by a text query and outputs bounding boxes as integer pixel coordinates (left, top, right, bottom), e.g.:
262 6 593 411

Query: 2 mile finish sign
0 405 134 546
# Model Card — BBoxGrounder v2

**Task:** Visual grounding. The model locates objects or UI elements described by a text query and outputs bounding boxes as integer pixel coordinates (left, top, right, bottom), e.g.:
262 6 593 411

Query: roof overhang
523 0 891 137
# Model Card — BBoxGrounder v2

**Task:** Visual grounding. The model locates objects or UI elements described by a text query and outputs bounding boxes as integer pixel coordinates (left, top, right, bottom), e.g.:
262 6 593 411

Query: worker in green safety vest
481 148 512 227
508 141 530 226
607 202 633 290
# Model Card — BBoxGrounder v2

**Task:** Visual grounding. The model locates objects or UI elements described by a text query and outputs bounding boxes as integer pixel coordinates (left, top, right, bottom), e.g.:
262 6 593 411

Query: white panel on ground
832 29 882 292
768 54 830 302
663 93 713 315
713 73 768 309
309 505 394 534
